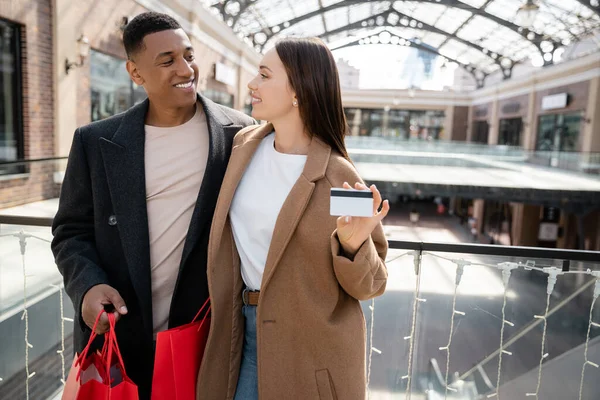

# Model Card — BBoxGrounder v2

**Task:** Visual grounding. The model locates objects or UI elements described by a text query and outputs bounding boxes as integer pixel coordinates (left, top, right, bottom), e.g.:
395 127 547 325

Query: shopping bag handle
191 297 211 324
75 310 106 380
104 313 127 374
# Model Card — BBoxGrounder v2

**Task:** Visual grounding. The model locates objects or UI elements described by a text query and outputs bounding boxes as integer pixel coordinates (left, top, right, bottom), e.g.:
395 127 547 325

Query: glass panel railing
346 136 600 175
0 157 72 400
365 242 600 400
0 218 74 400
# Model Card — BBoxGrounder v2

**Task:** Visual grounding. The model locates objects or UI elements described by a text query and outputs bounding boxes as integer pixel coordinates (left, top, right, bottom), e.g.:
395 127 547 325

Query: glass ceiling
202 0 600 83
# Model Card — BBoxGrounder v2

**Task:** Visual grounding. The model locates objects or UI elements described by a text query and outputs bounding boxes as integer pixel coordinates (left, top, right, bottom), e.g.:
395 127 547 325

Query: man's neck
145 101 197 128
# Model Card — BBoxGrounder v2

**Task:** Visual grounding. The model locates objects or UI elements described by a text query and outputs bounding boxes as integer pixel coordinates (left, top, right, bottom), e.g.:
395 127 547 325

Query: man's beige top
144 104 208 334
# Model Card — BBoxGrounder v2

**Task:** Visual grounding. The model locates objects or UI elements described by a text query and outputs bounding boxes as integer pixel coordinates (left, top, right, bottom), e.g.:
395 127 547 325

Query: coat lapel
179 95 242 270
99 99 153 334
209 121 332 289
260 134 332 291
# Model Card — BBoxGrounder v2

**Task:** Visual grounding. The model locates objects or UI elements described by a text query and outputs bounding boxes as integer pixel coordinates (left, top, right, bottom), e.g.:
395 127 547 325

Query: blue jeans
234 305 258 400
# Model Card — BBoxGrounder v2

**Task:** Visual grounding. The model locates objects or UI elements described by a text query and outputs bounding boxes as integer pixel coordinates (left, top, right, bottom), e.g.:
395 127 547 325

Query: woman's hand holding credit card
331 182 390 256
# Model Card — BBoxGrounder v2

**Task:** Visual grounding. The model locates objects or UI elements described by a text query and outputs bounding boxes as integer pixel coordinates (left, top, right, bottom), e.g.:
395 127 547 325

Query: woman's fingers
341 182 389 221
354 182 367 190
378 199 390 220
371 184 382 215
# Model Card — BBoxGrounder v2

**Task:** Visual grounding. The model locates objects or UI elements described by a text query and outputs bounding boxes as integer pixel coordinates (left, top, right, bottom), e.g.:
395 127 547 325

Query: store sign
541 93 568 110
214 62 237 87
474 107 487 118
502 102 521 114
538 222 559 241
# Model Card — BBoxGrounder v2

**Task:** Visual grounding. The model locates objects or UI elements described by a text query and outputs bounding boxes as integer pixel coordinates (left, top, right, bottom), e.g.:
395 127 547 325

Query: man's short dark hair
123 12 182 59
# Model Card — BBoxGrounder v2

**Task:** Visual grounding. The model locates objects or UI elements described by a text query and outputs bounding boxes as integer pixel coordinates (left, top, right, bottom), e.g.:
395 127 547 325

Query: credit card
330 188 373 217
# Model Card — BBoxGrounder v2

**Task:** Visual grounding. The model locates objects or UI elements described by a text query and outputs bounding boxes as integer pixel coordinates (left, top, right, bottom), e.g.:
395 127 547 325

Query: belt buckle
242 287 250 306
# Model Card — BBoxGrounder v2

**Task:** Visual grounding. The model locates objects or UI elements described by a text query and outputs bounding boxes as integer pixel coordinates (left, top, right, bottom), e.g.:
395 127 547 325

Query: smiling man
51 12 254 399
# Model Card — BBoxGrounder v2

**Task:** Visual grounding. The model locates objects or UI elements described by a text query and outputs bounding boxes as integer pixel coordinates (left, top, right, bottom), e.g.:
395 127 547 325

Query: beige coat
196 123 388 400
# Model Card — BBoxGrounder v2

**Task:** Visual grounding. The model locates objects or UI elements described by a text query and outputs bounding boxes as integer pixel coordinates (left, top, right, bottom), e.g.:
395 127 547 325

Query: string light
0 230 53 399
435 259 469 398
19 231 35 400
51 283 73 386
526 267 563 398
401 250 426 400
385 251 413 265
367 298 376 398
367 249 413 397
487 262 519 399
578 271 600 400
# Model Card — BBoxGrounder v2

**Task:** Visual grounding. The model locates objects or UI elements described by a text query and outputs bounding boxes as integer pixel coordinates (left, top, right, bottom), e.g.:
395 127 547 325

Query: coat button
108 215 117 226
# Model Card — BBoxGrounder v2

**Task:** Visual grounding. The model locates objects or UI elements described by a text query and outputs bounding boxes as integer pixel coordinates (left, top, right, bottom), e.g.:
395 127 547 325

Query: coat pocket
315 369 337 400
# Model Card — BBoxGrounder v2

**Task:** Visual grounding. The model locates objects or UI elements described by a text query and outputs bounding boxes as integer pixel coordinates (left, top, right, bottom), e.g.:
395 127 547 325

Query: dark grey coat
51 95 254 399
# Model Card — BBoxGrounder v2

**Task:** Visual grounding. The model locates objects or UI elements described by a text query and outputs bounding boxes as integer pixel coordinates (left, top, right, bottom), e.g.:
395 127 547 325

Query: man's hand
82 284 128 334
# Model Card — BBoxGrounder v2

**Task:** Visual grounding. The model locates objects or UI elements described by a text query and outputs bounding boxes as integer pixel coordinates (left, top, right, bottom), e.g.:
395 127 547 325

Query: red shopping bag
62 311 138 400
151 298 211 400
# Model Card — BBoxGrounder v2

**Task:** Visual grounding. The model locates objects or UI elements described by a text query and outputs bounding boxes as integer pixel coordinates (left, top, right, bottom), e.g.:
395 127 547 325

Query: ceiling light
517 0 540 29
530 53 544 67
553 47 565 63
500 58 512 68
254 32 267 44
540 40 554 53
379 31 391 44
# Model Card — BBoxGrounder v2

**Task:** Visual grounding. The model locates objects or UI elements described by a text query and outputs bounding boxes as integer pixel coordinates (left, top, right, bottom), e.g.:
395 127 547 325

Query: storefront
497 95 528 147
482 201 513 245
534 82 589 152
344 107 445 139
471 103 490 144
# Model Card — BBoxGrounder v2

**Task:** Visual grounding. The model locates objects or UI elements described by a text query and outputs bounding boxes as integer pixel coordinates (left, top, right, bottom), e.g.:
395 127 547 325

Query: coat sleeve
330 223 388 301
51 128 110 327
327 158 388 301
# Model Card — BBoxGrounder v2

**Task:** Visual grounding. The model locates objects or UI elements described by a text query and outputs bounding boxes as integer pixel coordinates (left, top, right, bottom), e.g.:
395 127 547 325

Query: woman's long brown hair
275 37 350 160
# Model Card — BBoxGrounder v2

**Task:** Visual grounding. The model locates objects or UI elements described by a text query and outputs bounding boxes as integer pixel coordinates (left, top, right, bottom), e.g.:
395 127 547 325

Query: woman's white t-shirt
230 133 307 290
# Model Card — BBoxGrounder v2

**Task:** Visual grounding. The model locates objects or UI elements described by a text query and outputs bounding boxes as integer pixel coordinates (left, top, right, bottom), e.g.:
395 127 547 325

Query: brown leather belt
242 288 260 306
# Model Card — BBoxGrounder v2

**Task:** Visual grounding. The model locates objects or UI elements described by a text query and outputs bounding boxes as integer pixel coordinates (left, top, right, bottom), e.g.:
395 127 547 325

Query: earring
293 100 298 107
